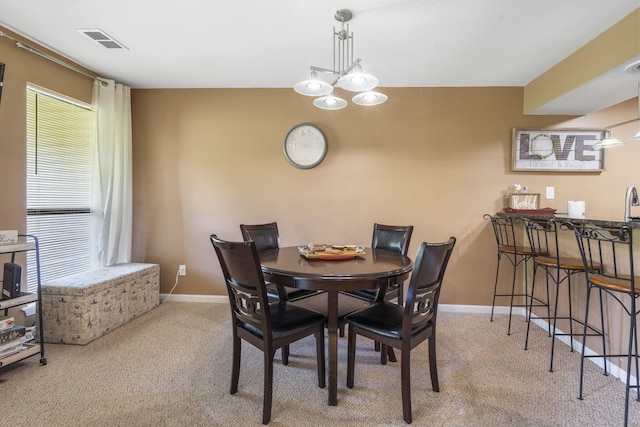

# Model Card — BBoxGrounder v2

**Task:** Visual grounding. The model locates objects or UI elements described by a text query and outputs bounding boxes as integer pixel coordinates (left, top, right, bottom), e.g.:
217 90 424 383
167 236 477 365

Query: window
26 86 94 291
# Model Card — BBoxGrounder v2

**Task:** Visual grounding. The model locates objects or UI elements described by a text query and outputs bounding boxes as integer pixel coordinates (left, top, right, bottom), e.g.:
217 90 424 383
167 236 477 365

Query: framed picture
511 128 605 172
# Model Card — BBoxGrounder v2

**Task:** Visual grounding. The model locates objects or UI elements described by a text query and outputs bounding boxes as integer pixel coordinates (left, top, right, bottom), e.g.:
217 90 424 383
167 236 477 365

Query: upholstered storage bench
41 263 160 345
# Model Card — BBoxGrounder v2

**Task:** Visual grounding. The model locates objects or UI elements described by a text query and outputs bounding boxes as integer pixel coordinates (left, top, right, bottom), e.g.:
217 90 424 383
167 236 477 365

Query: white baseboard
160 293 227 304
526 312 636 385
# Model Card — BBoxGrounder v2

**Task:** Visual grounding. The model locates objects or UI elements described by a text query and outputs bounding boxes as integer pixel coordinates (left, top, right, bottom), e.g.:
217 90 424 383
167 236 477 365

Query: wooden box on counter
507 193 540 210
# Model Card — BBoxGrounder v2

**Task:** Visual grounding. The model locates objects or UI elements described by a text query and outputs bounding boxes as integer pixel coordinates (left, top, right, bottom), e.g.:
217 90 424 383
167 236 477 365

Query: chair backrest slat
573 225 634 292
523 217 560 259
211 234 272 334
403 237 456 332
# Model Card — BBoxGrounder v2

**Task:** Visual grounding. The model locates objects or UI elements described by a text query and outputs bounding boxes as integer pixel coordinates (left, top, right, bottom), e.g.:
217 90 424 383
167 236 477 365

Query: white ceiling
0 0 638 114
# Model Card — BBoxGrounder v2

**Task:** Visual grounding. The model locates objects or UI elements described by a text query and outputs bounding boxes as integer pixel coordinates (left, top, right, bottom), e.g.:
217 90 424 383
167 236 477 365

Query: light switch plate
546 186 555 199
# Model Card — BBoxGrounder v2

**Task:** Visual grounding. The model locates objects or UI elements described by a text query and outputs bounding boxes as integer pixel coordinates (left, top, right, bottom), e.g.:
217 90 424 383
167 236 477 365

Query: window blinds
26 87 94 291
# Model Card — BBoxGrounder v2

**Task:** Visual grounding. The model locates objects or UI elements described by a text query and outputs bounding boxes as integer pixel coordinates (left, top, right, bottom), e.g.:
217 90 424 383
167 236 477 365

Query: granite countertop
496 210 640 229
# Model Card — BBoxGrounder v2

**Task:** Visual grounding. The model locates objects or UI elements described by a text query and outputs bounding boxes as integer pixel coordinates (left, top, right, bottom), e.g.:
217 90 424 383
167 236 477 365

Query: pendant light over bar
594 61 640 149
294 9 387 110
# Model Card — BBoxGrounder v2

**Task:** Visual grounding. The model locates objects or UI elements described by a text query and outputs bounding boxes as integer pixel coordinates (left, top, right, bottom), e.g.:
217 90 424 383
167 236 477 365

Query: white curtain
91 79 133 267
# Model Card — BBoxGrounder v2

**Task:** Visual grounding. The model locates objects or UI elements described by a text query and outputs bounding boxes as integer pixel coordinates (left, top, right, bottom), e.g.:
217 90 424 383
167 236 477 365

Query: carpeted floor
0 301 637 426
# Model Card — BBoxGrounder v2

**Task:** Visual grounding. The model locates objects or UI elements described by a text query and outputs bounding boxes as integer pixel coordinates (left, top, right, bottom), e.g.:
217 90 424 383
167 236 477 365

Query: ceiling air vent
77 29 127 49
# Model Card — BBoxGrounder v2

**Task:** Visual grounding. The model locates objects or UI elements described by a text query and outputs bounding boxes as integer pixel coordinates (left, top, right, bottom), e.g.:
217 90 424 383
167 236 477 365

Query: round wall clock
283 123 328 169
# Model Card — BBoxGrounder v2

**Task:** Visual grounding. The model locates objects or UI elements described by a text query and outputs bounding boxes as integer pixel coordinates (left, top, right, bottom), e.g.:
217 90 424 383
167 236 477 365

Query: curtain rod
0 31 107 86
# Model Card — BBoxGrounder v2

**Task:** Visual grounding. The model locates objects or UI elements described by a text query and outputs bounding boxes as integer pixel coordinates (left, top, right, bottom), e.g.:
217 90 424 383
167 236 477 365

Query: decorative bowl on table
298 244 366 260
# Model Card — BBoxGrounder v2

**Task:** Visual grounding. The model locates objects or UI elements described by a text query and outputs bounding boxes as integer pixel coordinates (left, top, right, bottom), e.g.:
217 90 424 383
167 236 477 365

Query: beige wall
0 29 94 234
2 25 640 309
130 87 639 306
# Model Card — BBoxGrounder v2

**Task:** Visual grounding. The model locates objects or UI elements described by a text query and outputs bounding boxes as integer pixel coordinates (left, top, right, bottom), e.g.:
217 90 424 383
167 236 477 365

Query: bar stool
523 218 600 372
484 214 547 335
572 224 636 427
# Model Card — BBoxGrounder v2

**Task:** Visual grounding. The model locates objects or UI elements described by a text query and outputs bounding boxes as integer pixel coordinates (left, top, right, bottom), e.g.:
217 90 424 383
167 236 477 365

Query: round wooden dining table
259 246 413 406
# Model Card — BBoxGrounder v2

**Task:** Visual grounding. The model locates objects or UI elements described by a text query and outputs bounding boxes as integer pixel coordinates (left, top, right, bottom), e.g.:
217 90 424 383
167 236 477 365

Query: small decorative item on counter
567 201 586 217
508 192 540 210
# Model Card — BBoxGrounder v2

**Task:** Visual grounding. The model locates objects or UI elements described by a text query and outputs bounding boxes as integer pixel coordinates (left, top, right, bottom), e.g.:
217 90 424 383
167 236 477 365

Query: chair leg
550 274 561 373
429 333 439 392
567 274 575 353
507 254 518 335
401 344 412 424
388 347 398 363
633 301 640 402
525 264 539 350
579 284 597 401
347 326 356 389
598 288 608 377
381 343 388 365
282 345 289 365
263 350 274 425
231 333 241 394
315 329 326 389
624 298 638 427
490 254 502 322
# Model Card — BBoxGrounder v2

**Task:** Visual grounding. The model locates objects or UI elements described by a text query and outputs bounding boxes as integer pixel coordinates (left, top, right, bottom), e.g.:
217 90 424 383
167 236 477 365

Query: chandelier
294 9 387 110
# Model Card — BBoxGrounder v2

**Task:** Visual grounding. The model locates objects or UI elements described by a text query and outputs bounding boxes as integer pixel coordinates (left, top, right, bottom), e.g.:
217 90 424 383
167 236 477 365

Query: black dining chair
345 223 413 304
572 224 637 427
240 222 318 365
240 222 316 302
210 234 326 425
345 237 456 424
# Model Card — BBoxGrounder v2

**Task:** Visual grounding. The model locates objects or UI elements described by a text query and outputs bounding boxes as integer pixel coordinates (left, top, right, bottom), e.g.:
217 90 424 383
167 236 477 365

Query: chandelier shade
596 63 640 148
593 130 625 149
293 70 334 96
352 91 388 106
294 9 386 110
337 71 378 92
313 94 348 110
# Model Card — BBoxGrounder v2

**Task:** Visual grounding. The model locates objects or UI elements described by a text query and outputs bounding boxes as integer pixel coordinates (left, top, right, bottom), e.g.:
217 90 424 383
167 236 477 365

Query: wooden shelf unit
0 234 46 367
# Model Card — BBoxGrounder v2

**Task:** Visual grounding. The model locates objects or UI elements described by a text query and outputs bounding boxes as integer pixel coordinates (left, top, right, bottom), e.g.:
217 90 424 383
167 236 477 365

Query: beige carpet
0 301 637 426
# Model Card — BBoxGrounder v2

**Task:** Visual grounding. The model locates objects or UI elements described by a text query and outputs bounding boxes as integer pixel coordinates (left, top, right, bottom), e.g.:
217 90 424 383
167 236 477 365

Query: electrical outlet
546 186 555 200
178 265 186 276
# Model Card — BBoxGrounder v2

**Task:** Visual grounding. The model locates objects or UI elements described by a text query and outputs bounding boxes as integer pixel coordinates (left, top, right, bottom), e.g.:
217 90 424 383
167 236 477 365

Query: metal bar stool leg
524 264 538 350
578 283 594 401
507 254 518 335
567 273 575 353
550 268 561 373
490 253 502 322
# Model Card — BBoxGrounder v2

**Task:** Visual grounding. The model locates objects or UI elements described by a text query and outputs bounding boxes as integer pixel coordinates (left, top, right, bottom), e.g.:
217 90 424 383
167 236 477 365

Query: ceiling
0 0 638 114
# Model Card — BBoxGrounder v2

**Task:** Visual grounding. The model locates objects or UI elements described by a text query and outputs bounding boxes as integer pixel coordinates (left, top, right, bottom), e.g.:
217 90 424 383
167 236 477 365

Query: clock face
283 123 328 169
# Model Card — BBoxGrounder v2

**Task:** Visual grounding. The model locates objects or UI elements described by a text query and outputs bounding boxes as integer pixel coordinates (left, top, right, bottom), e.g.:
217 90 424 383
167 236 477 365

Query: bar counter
492 208 639 379
496 210 640 229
